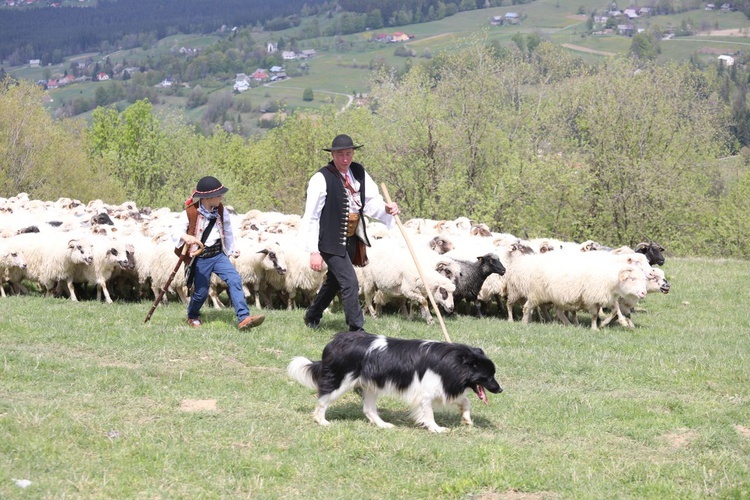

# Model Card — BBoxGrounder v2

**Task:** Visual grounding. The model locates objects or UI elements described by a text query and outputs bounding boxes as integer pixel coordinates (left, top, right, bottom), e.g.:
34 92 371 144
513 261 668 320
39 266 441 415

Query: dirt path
699 28 750 37
561 43 616 56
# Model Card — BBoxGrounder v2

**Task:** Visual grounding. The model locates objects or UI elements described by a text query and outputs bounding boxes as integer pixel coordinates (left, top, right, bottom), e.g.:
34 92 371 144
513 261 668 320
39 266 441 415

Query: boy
172 176 265 329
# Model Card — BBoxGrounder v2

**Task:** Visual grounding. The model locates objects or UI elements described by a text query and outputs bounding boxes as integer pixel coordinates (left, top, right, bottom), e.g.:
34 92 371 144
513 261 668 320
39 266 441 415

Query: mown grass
2 256 750 498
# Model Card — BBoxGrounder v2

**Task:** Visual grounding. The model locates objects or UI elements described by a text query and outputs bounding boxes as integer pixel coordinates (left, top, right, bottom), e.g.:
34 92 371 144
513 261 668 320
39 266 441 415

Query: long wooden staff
144 242 204 323
380 183 451 343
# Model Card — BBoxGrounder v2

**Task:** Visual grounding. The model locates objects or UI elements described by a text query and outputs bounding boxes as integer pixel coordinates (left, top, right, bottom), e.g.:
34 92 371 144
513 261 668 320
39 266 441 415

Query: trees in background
0 79 124 202
2 37 749 258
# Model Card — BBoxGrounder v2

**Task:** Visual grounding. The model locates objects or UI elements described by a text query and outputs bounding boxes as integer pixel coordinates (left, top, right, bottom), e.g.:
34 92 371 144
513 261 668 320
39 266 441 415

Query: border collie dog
287 330 502 433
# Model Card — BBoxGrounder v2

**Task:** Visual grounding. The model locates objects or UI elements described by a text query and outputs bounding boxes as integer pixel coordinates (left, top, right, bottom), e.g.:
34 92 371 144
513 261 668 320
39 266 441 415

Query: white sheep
477 241 536 316
12 232 94 300
262 239 326 310
208 239 288 310
0 242 27 297
356 242 457 325
520 252 649 330
147 240 192 304
69 233 130 303
599 267 670 328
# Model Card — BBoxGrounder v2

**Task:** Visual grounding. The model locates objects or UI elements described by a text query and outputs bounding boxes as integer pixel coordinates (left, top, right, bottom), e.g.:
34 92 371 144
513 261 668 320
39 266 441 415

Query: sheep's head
68 239 94 265
258 245 287 275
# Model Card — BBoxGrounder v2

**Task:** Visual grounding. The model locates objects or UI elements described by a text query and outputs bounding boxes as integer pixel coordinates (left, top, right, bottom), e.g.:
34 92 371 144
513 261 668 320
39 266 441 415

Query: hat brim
192 186 229 199
322 144 363 152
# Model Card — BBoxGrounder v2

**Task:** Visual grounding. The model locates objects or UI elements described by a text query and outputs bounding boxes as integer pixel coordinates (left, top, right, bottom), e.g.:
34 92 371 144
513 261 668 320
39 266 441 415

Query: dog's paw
427 425 449 433
313 413 330 426
461 415 473 426
376 422 395 429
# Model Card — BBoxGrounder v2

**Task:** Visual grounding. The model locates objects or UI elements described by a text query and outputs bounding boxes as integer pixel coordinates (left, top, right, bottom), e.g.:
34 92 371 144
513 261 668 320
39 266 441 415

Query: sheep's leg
417 298 434 325
249 283 263 309
613 301 633 328
521 300 534 324
208 285 225 308
473 299 484 318
495 294 508 319
538 304 552 322
97 279 114 304
569 310 579 325
400 299 410 317
599 307 616 327
176 285 190 304
286 288 296 310
363 287 378 318
588 305 600 331
555 307 572 325
66 278 79 301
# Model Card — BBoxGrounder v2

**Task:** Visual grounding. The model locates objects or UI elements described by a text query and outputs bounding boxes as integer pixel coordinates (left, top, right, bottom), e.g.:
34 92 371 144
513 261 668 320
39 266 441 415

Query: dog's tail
287 356 321 391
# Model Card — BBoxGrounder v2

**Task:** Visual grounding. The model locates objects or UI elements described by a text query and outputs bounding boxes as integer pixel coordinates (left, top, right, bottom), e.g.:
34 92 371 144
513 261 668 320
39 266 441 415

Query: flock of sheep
0 193 669 329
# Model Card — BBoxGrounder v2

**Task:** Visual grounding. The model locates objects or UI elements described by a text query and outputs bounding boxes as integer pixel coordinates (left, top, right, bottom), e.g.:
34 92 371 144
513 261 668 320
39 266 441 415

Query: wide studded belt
198 241 222 258
345 213 360 237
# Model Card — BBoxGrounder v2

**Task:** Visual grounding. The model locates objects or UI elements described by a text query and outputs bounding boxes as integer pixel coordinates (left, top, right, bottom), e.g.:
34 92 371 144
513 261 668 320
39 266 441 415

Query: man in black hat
172 176 266 330
301 134 400 331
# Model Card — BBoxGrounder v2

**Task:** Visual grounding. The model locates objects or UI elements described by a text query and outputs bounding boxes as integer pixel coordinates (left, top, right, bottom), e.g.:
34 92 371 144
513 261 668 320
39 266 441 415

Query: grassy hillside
1 257 749 497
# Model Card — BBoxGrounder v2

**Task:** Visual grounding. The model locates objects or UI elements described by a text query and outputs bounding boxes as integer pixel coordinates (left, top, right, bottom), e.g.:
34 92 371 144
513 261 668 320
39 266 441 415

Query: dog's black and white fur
287 330 502 433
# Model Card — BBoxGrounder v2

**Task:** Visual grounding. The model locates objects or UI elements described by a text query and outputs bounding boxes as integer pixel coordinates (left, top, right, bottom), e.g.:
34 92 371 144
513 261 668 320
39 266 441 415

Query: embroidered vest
317 161 371 256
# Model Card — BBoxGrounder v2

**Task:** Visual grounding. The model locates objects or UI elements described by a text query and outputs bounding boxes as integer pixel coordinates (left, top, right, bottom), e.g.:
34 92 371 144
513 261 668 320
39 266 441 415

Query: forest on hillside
0 0 328 64
0 0 501 65
2 39 750 259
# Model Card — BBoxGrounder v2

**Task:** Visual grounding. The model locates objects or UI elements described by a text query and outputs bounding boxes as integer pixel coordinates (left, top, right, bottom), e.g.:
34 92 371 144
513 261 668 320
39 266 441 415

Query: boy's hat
193 176 228 199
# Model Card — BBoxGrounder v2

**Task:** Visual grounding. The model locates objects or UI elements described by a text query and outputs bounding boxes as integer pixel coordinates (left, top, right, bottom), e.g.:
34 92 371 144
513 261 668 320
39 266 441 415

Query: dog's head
461 347 503 405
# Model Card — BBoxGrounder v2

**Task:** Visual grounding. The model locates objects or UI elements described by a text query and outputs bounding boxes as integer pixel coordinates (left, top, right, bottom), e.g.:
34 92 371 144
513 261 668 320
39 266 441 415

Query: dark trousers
305 236 364 331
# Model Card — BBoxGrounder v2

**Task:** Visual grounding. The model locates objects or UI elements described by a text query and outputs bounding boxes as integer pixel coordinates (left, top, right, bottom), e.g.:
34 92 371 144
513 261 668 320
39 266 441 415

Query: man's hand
385 202 400 216
310 252 324 272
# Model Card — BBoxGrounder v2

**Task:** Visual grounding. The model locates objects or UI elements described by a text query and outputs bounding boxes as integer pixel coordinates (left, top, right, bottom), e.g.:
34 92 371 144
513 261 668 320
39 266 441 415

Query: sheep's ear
619 269 633 282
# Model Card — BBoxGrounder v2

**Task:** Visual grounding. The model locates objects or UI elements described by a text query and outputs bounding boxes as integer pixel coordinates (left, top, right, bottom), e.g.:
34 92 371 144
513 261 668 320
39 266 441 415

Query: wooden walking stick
144 241 204 323
380 183 452 343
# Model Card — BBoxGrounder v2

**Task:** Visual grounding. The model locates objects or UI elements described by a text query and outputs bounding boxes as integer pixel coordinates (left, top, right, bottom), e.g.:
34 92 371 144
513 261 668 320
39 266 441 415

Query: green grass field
1 257 749 497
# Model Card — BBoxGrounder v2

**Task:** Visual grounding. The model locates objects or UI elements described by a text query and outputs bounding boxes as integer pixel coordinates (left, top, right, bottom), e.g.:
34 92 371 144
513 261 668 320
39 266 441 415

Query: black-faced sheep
635 241 666 266
450 253 506 318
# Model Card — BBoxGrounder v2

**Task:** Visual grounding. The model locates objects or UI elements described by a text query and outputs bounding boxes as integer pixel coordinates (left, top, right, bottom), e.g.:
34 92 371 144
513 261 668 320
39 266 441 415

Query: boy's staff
144 242 203 323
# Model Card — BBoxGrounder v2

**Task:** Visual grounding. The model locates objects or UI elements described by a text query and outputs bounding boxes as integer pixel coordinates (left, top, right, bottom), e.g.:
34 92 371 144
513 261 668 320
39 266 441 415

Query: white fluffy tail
287 356 318 390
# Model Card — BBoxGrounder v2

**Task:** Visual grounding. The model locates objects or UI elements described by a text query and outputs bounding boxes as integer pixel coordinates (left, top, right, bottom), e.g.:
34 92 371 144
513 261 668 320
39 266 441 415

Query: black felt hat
193 176 228 199
322 134 363 152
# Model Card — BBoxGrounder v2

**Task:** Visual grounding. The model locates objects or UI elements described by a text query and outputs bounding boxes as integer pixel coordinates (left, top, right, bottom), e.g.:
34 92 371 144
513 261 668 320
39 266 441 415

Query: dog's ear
461 353 480 369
